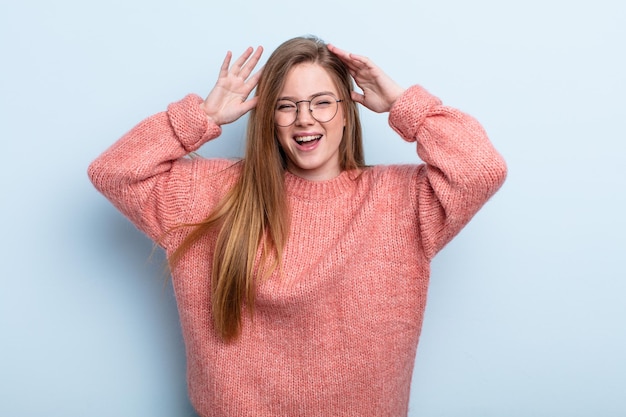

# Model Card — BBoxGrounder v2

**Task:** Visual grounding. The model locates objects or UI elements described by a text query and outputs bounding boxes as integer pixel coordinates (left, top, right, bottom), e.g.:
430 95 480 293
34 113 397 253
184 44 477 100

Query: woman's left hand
327 44 405 113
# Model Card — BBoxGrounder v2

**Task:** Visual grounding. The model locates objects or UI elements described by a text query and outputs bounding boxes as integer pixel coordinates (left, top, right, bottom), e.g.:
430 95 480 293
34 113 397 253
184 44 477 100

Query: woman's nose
295 102 315 125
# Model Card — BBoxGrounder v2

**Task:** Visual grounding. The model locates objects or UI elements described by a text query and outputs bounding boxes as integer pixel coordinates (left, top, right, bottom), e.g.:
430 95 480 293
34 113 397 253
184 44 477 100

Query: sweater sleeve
87 94 223 244
388 85 508 260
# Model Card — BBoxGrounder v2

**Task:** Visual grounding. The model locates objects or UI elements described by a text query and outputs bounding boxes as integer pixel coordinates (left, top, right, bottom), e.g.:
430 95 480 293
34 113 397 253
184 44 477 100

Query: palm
202 47 264 126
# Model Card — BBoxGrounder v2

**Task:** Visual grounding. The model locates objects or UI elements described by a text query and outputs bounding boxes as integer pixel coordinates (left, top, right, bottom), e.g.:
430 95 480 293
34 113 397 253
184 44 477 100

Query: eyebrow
277 91 338 101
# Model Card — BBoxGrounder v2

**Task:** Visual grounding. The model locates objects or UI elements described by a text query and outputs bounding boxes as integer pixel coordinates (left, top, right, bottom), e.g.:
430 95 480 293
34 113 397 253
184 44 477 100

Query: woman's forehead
280 63 338 98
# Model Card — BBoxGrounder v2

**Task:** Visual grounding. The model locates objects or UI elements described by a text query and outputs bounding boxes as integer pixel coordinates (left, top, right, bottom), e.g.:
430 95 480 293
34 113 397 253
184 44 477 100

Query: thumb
240 96 259 114
350 91 365 105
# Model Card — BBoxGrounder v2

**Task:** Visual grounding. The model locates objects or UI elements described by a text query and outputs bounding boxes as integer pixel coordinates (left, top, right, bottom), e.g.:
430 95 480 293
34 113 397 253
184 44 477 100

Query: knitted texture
88 85 507 417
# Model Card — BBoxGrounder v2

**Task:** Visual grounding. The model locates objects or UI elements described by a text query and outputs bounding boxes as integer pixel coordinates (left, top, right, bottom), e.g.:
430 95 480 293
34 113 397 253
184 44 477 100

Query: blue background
1 0 625 415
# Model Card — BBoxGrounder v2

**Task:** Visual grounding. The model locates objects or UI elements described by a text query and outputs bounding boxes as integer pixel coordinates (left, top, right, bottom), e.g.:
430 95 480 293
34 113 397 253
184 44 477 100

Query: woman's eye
313 96 333 107
277 103 296 111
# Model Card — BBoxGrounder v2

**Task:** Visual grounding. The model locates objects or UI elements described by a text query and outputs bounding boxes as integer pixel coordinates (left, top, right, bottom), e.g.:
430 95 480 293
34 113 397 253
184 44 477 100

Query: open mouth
294 135 322 145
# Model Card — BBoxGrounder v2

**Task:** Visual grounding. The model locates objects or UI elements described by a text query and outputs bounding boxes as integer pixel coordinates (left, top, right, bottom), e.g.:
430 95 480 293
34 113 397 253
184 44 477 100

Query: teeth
295 135 322 143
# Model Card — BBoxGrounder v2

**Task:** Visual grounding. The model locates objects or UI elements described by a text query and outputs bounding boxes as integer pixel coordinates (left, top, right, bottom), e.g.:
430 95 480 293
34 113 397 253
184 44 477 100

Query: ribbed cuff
167 94 222 152
388 85 442 143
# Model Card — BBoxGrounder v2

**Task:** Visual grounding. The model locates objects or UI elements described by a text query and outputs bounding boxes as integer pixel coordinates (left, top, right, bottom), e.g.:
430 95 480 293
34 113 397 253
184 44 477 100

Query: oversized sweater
88 85 507 416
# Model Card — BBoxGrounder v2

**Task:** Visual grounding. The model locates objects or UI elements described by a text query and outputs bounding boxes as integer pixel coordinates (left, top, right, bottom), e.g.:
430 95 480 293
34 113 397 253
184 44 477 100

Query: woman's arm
328 44 507 259
87 95 222 242
88 47 264 243
389 85 507 259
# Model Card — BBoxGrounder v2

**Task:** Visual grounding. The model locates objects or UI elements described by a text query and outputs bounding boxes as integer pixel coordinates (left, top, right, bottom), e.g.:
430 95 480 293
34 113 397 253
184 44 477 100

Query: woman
89 36 507 416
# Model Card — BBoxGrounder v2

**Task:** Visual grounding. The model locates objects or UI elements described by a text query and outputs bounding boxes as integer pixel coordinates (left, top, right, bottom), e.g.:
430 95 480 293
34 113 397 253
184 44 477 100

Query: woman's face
275 63 345 181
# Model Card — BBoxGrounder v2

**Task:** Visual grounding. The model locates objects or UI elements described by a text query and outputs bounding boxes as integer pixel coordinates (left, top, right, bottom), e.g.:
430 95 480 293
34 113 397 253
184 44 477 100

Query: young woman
89 36 507 416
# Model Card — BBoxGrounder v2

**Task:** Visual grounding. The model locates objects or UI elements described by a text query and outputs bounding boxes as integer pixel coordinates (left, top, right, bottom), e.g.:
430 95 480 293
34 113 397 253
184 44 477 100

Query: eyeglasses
274 94 343 127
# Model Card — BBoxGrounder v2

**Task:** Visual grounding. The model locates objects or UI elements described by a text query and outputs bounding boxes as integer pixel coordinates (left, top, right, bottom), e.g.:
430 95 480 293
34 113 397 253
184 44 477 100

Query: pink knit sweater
88 85 507 416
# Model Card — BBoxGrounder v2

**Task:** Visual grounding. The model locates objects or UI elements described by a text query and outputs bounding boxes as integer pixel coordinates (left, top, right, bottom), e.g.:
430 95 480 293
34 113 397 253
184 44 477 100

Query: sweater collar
285 169 359 200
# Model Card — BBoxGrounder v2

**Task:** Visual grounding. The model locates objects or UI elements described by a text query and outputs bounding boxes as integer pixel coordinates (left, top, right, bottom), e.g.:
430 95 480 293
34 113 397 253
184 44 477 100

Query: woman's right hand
200 46 264 126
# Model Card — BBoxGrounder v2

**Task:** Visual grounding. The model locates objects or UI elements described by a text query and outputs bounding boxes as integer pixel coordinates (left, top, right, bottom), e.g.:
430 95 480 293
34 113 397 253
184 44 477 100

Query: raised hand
201 46 264 126
327 44 405 113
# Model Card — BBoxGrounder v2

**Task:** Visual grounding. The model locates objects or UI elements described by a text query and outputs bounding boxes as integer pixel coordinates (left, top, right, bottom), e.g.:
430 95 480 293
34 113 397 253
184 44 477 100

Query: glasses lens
275 100 297 126
274 95 340 127
310 95 339 123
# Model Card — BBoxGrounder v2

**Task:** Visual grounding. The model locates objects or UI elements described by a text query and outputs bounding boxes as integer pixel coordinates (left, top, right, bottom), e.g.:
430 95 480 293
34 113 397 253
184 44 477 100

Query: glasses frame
274 94 344 127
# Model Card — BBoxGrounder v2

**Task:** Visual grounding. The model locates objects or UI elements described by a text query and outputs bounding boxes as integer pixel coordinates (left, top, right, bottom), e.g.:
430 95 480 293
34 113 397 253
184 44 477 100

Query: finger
240 96 259 114
245 64 264 88
328 44 360 71
239 46 264 79
327 43 351 60
339 57 366 78
345 53 371 71
218 51 232 78
232 46 254 73
237 68 263 101
350 91 365 105
328 44 369 67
